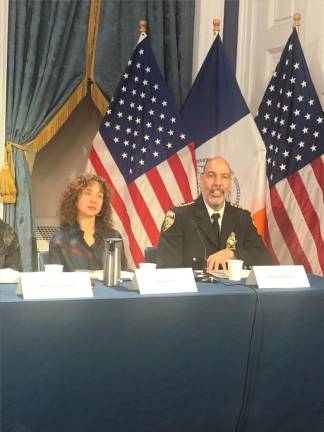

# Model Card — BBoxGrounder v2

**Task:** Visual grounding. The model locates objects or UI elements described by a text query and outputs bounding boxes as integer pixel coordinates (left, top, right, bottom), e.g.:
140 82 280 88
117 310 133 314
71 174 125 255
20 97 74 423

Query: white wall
236 0 324 115
192 0 225 80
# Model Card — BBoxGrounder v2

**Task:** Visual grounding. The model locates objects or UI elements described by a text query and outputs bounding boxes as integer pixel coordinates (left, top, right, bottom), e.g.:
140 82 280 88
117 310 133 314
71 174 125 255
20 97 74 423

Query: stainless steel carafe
103 238 123 286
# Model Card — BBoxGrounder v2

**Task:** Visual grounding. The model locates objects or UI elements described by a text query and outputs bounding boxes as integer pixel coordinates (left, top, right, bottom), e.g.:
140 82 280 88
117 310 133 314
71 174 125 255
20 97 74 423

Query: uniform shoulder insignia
176 200 194 208
162 210 176 232
230 202 241 208
230 202 249 212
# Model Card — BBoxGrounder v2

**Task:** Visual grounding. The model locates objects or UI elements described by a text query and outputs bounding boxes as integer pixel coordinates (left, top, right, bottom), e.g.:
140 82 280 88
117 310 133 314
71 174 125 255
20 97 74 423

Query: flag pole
293 12 301 33
213 18 220 37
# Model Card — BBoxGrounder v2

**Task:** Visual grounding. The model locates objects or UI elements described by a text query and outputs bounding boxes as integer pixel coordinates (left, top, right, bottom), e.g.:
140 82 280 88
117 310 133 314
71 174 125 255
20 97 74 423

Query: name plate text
132 268 197 295
16 272 93 300
246 265 310 288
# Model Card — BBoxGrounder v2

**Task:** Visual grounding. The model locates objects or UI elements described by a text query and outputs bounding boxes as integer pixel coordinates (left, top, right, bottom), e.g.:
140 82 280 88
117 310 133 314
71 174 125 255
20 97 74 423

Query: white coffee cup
44 264 64 273
226 259 243 281
139 262 157 270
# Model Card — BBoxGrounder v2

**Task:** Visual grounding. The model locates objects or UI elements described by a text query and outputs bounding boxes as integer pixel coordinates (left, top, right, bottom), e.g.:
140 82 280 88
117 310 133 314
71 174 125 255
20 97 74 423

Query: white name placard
131 268 197 295
16 272 93 300
0 268 20 283
246 265 310 288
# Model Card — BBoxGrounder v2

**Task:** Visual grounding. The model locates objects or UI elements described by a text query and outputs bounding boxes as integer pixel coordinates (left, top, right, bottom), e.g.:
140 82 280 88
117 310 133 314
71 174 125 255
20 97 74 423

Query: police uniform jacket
157 195 272 269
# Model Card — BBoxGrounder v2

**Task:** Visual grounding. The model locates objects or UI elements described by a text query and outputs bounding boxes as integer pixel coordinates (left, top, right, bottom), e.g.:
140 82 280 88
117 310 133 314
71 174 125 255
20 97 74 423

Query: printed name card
132 268 197 295
0 268 20 283
246 265 310 288
16 272 93 300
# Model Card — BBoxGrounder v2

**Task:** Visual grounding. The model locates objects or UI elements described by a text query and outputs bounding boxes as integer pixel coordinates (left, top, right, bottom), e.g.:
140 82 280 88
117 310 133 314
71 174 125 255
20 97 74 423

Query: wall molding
236 0 257 110
236 0 324 114
0 0 8 163
0 0 9 216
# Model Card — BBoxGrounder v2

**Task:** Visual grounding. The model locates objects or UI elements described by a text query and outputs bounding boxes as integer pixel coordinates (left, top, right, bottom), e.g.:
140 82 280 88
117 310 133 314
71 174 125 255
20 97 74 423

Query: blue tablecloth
0 275 324 432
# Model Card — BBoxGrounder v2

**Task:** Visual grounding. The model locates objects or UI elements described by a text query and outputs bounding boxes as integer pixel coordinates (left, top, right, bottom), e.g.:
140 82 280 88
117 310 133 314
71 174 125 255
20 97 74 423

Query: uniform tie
211 212 220 245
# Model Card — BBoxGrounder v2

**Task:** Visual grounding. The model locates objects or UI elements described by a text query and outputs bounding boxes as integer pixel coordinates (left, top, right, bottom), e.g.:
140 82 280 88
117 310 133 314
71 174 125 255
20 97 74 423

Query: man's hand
206 249 235 271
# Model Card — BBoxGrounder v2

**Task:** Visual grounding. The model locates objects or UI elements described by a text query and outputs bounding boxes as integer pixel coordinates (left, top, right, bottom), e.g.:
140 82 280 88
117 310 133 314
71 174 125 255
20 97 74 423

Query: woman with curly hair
49 174 126 271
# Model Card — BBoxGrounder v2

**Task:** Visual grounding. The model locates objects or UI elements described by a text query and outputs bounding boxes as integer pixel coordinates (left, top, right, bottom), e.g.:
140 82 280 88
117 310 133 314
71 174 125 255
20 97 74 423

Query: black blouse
49 224 127 271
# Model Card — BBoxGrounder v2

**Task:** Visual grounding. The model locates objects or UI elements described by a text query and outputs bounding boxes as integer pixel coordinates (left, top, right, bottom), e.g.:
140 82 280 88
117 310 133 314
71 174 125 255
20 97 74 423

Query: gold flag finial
213 18 221 35
293 13 301 32
139 20 147 34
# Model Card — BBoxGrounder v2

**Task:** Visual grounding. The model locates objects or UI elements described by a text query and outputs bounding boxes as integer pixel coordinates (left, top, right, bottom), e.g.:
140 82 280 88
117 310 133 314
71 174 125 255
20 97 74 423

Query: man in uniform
0 219 22 271
157 156 272 270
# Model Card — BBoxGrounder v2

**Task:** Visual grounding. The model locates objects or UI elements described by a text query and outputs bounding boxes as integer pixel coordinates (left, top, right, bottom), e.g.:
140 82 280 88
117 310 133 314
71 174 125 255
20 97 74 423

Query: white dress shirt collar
204 201 225 226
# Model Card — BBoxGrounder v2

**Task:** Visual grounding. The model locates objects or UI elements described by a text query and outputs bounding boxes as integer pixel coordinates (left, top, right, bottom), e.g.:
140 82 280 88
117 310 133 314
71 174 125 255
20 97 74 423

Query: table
0 275 324 432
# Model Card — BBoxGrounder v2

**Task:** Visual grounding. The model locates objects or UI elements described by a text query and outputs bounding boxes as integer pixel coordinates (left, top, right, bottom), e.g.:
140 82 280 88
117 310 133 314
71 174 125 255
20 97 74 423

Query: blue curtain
223 0 240 72
5 0 90 270
94 0 195 108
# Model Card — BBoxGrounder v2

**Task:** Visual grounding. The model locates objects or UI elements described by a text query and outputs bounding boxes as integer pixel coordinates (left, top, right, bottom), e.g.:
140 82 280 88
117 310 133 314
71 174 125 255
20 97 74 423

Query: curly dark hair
58 174 113 230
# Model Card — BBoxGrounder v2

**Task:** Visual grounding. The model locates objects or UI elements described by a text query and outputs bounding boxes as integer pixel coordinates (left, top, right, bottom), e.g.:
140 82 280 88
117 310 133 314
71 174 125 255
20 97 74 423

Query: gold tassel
0 144 17 204
31 79 88 153
87 0 101 82
1 0 104 189
86 0 109 116
3 79 88 182
0 162 16 204
91 82 109 116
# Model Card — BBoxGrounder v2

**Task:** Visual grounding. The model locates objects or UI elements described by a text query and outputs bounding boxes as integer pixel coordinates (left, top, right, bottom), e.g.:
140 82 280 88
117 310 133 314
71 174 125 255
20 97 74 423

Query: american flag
87 33 197 268
255 28 324 276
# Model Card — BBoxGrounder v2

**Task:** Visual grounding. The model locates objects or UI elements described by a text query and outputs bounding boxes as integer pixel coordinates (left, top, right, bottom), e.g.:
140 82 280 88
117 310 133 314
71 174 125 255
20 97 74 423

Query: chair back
144 246 158 264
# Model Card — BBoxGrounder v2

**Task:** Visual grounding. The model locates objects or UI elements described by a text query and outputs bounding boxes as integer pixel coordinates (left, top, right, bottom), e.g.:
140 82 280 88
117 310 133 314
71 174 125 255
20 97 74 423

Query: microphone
190 219 218 283
190 219 207 271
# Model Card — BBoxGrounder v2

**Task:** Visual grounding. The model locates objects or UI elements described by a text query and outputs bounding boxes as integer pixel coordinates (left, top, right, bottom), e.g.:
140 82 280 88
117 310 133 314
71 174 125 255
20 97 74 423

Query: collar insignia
162 210 176 231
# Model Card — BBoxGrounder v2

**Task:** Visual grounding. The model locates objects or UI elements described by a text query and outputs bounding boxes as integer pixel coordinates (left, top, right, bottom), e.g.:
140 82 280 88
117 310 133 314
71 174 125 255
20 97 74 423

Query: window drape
94 0 195 108
5 0 90 270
